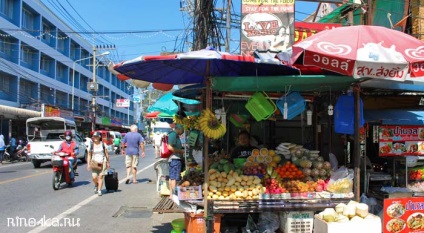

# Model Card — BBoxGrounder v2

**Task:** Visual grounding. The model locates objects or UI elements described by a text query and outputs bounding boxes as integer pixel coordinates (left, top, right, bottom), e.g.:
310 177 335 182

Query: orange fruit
252 149 260 156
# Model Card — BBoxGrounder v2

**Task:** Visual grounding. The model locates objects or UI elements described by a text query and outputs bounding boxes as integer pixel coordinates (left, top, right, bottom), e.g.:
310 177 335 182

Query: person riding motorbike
53 131 79 181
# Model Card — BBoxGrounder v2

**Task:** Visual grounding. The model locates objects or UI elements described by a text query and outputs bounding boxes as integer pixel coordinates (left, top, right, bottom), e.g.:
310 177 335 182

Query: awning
0 105 41 119
318 2 355 24
364 109 424 125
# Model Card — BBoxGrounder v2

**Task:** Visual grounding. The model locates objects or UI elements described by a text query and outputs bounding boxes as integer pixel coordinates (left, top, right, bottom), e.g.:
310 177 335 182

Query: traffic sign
132 95 140 103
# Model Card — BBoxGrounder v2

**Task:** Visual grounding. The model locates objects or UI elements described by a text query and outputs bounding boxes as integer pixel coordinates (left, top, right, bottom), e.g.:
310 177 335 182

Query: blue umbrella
113 48 300 84
147 92 200 116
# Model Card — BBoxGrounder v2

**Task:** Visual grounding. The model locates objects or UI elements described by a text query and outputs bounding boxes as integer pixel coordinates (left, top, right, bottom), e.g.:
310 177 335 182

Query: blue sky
41 0 318 63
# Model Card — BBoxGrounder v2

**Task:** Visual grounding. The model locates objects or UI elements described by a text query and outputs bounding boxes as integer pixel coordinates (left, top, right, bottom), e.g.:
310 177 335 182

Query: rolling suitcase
104 168 119 192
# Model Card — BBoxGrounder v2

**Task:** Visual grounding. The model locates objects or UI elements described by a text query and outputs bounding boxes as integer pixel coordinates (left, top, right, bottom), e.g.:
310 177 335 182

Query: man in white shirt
153 132 163 159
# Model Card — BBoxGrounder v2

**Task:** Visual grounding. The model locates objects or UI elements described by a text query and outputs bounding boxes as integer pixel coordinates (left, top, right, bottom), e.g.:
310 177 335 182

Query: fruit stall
168 97 379 232
112 49 374 232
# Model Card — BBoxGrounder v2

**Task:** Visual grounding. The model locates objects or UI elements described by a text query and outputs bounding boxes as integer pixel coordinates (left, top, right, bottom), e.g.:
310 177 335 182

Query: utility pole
89 44 115 132
225 0 232 52
91 47 97 132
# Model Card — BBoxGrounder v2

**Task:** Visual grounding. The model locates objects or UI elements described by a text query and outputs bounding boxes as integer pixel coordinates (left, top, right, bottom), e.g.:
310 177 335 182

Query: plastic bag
326 166 354 193
360 193 382 215
329 153 338 171
244 214 259 233
257 212 280 233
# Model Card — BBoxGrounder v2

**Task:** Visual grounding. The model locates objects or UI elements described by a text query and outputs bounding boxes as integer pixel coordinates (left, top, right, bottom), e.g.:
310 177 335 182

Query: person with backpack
121 125 145 184
87 131 110 196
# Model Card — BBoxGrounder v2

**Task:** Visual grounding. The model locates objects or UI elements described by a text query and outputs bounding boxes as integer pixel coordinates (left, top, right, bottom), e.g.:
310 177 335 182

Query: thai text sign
379 126 424 156
116 99 130 108
384 197 424 233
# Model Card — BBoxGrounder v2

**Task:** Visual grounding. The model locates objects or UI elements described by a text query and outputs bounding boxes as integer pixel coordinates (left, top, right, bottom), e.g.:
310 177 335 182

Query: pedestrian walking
86 132 110 196
167 124 185 197
121 125 145 184
9 135 16 159
0 134 5 164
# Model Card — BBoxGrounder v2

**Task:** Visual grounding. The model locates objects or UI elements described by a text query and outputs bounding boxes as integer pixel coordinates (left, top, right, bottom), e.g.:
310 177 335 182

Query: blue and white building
0 0 133 141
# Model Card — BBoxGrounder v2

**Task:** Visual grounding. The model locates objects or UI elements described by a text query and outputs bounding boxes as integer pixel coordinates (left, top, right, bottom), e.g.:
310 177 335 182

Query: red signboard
116 99 130 108
293 22 341 44
383 197 424 233
379 126 424 156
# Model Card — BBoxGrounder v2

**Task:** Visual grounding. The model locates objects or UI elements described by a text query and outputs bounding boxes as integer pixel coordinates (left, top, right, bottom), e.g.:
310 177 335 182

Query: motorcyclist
113 135 121 154
54 131 79 181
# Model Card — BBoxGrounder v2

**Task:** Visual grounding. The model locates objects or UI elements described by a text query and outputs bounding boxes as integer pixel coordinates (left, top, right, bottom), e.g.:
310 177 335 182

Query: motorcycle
113 145 121 154
14 144 29 162
51 152 77 190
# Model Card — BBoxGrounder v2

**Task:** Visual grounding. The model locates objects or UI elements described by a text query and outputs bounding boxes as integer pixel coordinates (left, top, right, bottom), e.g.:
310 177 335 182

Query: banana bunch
173 115 184 125
182 116 200 130
198 109 226 139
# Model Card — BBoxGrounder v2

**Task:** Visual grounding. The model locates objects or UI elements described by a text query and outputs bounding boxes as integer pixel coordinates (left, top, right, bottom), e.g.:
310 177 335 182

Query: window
40 56 49 72
21 45 32 64
0 36 12 56
57 32 66 52
0 0 13 18
57 64 64 78
42 22 50 42
0 74 10 93
22 8 34 30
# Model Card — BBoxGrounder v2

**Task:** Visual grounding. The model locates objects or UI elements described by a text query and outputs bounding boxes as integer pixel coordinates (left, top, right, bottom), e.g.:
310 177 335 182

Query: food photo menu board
384 197 424 233
379 126 424 157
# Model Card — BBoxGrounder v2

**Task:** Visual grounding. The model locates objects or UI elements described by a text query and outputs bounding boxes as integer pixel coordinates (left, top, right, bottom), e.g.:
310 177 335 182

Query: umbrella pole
353 84 361 201
204 73 213 232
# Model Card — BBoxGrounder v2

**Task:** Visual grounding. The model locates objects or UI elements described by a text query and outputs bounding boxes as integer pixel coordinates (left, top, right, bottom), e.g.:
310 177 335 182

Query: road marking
0 171 51 185
28 162 155 233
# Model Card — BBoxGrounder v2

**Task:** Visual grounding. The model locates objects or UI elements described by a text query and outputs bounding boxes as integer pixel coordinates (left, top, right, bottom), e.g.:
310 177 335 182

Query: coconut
335 203 346 214
356 203 369 218
337 215 349 223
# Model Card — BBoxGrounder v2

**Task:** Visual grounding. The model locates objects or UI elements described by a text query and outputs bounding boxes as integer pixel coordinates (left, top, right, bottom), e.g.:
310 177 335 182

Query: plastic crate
284 211 313 233
276 92 306 120
245 92 276 121
184 213 222 233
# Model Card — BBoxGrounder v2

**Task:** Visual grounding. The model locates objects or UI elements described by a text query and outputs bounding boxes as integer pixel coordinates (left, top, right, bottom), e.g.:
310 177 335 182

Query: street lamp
71 51 110 111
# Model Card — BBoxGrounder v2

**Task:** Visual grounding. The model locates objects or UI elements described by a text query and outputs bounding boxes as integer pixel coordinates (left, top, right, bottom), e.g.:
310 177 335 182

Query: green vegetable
219 158 229 164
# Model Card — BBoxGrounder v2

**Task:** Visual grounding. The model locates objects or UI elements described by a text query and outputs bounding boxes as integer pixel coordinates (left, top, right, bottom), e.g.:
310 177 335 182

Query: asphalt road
0 146 183 233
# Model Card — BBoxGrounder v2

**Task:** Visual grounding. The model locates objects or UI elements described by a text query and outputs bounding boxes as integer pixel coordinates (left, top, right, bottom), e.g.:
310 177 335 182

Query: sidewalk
102 167 185 233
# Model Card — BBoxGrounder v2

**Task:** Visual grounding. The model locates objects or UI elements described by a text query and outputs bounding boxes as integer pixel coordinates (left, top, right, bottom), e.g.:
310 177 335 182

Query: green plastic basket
245 92 277 121
171 218 185 233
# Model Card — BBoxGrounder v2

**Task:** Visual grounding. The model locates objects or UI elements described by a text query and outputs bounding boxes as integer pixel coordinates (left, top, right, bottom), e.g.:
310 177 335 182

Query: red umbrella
144 111 161 119
290 25 424 82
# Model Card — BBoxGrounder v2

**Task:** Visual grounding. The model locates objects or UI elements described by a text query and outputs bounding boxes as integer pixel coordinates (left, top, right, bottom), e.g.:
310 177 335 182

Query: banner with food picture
384 197 424 233
379 126 424 156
